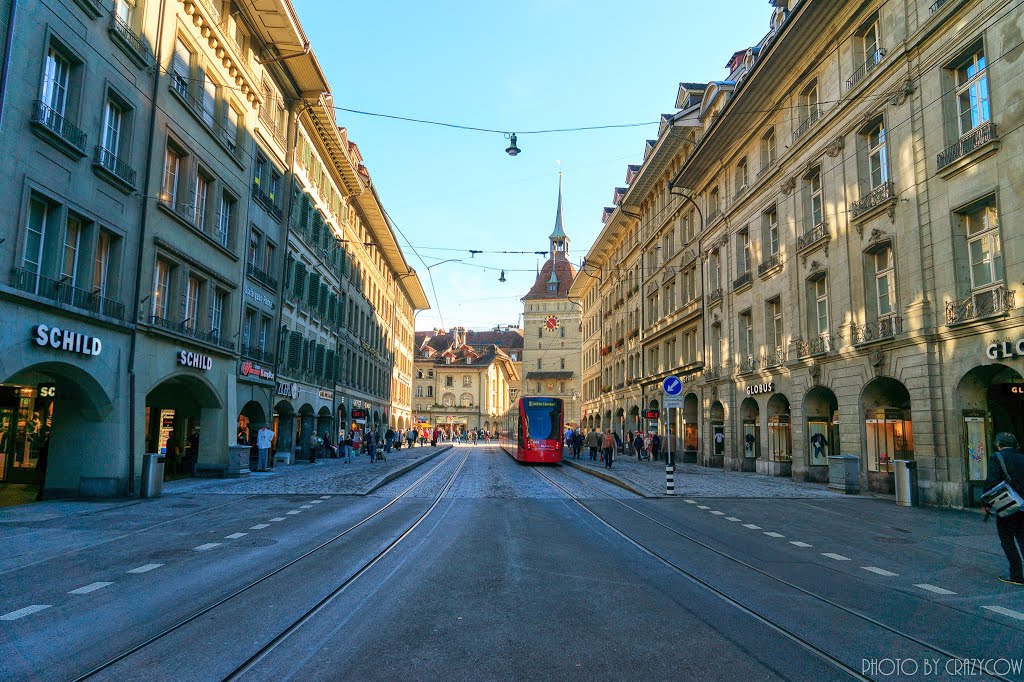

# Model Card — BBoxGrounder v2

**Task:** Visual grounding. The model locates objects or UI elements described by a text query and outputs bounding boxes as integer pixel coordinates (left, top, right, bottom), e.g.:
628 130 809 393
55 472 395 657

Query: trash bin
894 459 918 507
828 454 860 494
141 453 165 498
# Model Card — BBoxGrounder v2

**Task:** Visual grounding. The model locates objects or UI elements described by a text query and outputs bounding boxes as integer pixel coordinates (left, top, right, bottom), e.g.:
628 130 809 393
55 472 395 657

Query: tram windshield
523 399 560 441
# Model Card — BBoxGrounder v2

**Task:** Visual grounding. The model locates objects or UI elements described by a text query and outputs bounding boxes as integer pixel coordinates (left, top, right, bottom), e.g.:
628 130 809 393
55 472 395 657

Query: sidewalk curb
562 458 652 498
357 446 453 496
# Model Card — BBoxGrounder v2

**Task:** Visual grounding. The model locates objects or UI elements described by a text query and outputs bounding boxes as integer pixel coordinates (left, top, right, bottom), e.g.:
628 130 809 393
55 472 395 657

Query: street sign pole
662 376 683 496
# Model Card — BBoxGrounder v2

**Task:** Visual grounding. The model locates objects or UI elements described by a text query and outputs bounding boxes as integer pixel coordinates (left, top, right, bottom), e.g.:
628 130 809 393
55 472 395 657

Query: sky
296 1 772 332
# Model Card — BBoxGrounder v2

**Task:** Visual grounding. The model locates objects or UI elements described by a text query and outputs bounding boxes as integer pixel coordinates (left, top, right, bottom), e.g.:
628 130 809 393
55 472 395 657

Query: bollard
666 464 675 495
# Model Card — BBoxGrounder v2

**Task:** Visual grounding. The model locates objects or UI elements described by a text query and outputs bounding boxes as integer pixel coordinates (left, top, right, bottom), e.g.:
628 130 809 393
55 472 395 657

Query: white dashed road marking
983 605 1024 621
320 496 331 499
194 543 222 552
286 510 302 515
1 605 51 621
822 553 851 561
270 517 286 522
250 524 270 530
310 500 323 504
684 500 697 504
68 582 112 595
127 564 163 574
225 533 247 539
743 524 761 530
697 505 711 510
915 583 956 595
710 511 725 516
790 541 812 548
725 517 741 522
764 532 785 538
862 566 898 577
300 505 313 509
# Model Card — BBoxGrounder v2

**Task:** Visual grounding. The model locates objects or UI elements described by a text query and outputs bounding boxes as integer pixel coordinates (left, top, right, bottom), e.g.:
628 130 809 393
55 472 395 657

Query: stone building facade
0 0 426 500
576 0 1024 508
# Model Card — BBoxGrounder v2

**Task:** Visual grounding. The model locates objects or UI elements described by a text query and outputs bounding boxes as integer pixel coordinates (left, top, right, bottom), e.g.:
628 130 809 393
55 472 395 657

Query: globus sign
746 382 774 396
986 339 1024 359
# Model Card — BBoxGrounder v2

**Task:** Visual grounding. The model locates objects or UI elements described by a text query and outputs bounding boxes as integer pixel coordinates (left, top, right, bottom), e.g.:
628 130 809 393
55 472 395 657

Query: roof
415 328 524 362
523 257 577 300
549 173 566 240
525 371 575 380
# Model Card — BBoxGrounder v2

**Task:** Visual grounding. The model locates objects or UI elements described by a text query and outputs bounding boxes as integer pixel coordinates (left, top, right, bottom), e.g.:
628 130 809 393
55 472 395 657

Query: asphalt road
1 445 1022 681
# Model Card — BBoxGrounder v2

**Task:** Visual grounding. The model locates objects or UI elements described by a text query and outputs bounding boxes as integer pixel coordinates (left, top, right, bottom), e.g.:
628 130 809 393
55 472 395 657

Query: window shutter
308 273 319 308
319 284 328 317
279 324 288 360
288 330 301 368
315 344 325 378
293 262 306 298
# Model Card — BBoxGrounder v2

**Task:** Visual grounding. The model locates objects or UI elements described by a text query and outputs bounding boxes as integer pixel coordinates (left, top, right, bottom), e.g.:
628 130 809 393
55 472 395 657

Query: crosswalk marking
789 541 812 548
764 532 785 538
194 543 221 552
822 553 850 561
127 564 163 574
915 583 956 595
250 524 270 530
743 524 761 530
68 582 112 595
862 566 898 577
0 605 51 621
225 533 247 539
983 605 1024 621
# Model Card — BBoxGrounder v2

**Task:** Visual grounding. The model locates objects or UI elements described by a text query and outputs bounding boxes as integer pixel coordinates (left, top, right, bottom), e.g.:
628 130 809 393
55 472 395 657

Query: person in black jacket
984 432 1024 586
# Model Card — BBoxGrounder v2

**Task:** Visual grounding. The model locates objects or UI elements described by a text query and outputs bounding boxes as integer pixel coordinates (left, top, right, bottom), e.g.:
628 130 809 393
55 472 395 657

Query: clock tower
521 174 581 427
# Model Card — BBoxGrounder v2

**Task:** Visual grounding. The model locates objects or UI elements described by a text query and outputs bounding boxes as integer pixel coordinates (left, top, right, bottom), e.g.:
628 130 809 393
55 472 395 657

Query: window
193 174 210 227
161 145 182 205
763 206 779 258
710 322 722 368
184 275 200 329
463 376 472 387
560 357 565 369
23 197 50 281
211 291 225 339
199 70 217 127
171 38 192 98
799 80 819 126
264 241 276 276
248 229 261 267
445 375 453 387
101 99 125 160
709 249 721 291
766 298 784 355
735 158 748 194
866 121 889 190
62 215 83 286
737 229 751 274
963 201 1002 291
760 128 777 168
223 104 240 150
814 276 829 335
94 231 111 298
873 246 895 316
806 169 824 227
953 47 989 135
152 259 171 319
739 310 754 361
708 186 720 217
217 193 235 248
40 46 71 117
537 359 542 370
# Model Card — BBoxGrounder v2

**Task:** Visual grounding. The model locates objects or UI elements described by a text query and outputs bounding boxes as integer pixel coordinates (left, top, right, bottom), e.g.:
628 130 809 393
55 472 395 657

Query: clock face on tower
545 316 559 331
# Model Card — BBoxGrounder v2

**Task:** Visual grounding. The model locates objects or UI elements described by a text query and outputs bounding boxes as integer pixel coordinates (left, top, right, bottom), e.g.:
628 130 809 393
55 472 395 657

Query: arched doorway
804 386 839 481
296 404 315 461
1 361 114 500
372 410 380 426
316 406 333 446
682 393 699 463
861 377 914 494
337 403 347 441
629 405 640 435
273 400 294 464
145 373 222 480
237 400 266 446
740 397 760 470
765 394 792 477
603 410 612 430
710 400 726 468
956 364 1024 505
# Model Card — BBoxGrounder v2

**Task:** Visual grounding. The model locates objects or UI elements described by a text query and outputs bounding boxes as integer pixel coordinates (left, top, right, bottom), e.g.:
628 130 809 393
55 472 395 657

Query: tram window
523 399 560 441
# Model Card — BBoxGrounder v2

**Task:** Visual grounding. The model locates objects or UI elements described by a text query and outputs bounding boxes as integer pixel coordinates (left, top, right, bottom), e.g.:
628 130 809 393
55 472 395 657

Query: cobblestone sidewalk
163 444 452 497
563 452 846 499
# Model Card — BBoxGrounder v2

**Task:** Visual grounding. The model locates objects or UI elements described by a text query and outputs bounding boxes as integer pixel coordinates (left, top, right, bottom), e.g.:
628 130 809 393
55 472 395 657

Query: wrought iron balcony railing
853 314 902 344
761 347 787 368
251 184 283 221
792 108 820 143
109 14 153 65
30 100 87 154
148 315 235 351
846 48 886 91
937 121 996 170
737 356 758 374
707 287 723 305
946 287 1014 324
797 221 829 251
94 146 137 187
702 360 729 380
240 344 275 365
10 267 125 320
851 180 895 218
733 271 753 290
246 262 278 291
758 253 780 276
796 334 839 358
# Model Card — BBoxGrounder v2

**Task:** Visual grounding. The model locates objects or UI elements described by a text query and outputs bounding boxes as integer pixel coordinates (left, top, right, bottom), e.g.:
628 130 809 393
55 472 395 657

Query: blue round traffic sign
662 376 682 396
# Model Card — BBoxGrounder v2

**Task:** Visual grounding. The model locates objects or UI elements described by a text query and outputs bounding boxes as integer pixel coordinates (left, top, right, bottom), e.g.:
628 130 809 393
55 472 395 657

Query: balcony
108 14 154 68
10 268 126 320
148 315 235 352
853 314 902 345
937 121 997 171
758 253 780 277
252 184 283 221
706 208 722 224
846 49 886 91
240 344 275 365
761 347 787 368
707 287 723 306
93 146 137 190
946 287 1015 325
792 108 820 143
703 360 729 380
733 271 753 291
246 262 278 291
850 180 895 219
797 221 829 252
30 100 87 158
737 356 758 374
168 79 241 160
796 334 839 358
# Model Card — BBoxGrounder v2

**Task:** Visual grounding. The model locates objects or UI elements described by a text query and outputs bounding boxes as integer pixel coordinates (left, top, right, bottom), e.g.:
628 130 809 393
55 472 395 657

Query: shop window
768 415 791 462
807 419 832 466
865 409 914 473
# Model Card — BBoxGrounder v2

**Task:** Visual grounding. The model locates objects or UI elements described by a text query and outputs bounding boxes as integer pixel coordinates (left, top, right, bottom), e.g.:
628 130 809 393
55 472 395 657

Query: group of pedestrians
564 427 618 468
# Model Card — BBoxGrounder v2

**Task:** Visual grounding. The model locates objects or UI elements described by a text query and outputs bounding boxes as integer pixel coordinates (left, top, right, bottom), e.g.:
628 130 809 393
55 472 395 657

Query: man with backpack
984 432 1024 586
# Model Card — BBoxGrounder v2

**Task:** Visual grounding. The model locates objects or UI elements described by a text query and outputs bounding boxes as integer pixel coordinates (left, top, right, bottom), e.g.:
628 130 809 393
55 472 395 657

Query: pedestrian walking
633 432 645 461
384 426 394 454
343 431 354 464
367 428 378 463
586 429 600 461
256 424 274 472
651 432 662 462
602 430 615 469
571 429 584 459
983 432 1024 586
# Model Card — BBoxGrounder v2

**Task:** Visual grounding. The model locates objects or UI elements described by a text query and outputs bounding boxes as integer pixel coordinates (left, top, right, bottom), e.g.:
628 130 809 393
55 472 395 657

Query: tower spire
549 170 569 259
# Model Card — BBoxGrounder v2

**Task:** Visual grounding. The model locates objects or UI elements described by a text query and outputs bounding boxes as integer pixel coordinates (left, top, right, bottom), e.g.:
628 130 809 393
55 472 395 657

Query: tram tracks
71 448 469 682
533 465 1016 682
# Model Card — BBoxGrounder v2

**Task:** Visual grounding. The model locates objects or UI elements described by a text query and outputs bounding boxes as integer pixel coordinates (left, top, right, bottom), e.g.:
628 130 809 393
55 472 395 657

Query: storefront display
767 414 792 462
865 408 914 473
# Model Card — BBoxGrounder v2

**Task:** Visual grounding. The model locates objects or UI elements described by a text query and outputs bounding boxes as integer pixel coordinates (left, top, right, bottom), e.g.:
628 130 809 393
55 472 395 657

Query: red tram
499 397 564 463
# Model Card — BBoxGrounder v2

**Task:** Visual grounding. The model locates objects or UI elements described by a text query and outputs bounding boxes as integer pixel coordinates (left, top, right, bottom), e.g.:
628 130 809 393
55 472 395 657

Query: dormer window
548 284 557 292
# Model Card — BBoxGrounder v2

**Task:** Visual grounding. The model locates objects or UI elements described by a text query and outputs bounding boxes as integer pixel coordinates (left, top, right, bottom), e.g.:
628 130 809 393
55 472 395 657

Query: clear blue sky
297 1 772 332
